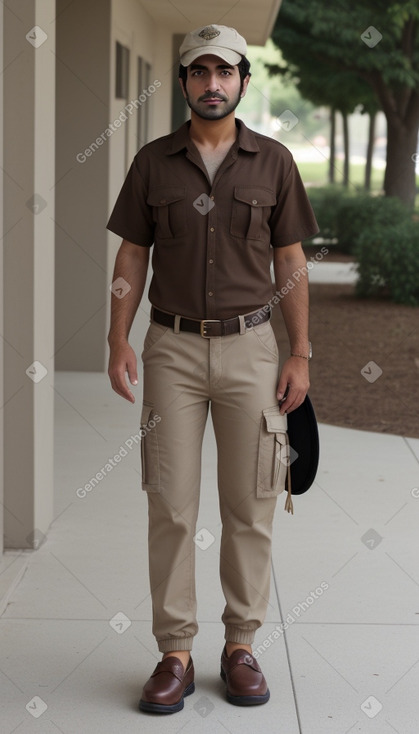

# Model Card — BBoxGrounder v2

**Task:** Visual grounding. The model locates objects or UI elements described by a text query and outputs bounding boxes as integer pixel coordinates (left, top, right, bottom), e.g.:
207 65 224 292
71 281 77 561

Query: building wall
105 1 174 355
55 0 174 372
54 0 111 372
0 0 4 558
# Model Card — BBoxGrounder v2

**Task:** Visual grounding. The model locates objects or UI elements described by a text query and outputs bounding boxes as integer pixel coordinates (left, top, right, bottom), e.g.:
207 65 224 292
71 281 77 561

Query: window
116 41 129 99
137 57 151 148
172 34 189 130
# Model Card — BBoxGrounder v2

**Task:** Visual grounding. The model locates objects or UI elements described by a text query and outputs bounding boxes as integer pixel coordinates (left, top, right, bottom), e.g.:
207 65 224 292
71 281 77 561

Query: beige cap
179 24 247 66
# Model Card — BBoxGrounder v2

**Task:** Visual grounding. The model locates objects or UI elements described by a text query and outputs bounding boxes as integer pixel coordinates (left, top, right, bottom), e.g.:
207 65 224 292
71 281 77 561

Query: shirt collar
167 118 260 155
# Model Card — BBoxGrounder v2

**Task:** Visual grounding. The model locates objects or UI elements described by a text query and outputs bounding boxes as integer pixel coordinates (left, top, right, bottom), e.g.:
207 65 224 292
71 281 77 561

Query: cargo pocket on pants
140 402 160 492
256 405 294 513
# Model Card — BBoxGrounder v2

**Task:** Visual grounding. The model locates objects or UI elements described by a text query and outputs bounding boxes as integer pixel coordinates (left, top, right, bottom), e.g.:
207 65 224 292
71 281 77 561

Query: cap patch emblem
199 26 220 41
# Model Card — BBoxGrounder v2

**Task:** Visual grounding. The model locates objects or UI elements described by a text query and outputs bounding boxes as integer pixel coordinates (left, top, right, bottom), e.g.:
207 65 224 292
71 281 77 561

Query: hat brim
180 46 242 67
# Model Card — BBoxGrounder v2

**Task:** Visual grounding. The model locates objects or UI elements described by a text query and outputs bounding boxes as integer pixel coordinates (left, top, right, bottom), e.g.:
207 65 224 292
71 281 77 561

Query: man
106 24 319 714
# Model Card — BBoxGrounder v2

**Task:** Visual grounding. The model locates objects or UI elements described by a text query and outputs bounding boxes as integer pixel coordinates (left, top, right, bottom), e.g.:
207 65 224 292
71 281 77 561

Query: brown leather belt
150 306 270 337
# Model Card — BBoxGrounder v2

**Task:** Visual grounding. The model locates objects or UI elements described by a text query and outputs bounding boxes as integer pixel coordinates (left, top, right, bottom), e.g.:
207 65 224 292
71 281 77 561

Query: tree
238 39 323 139
362 103 379 191
266 55 379 187
270 0 419 207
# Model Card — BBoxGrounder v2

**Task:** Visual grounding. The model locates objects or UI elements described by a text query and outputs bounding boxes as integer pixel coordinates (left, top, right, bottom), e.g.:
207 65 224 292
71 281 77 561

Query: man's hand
107 240 149 402
277 356 310 415
108 340 138 403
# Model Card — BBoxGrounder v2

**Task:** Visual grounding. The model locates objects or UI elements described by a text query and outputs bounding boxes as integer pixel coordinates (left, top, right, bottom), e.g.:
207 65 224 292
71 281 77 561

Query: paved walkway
1 368 418 733
270 259 358 285
308 260 358 284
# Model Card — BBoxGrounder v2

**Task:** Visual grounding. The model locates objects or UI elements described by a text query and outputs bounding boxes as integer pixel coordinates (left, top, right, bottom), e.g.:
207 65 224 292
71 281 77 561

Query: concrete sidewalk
1 370 418 733
307 260 358 284
271 259 358 285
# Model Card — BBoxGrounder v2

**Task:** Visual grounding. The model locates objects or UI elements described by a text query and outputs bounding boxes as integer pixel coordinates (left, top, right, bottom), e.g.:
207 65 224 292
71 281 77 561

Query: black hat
283 394 319 513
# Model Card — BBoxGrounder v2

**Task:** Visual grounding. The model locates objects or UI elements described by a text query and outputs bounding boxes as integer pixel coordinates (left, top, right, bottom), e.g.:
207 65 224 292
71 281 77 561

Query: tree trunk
342 112 349 186
328 107 336 184
383 117 419 208
364 111 376 191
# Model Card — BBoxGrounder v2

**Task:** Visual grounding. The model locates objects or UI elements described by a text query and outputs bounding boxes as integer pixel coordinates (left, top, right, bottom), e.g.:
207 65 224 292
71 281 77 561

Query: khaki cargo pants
140 312 288 653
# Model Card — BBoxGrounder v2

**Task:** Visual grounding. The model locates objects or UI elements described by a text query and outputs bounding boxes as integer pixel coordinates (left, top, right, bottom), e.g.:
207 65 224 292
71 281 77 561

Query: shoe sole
139 680 195 714
220 666 270 706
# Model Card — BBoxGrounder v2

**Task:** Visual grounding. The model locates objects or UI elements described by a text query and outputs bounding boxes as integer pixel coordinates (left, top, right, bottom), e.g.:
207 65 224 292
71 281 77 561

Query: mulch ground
271 247 419 439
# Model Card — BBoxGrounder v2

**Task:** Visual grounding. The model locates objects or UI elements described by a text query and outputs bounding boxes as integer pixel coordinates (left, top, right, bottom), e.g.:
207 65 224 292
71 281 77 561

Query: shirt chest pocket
230 186 277 241
147 186 187 239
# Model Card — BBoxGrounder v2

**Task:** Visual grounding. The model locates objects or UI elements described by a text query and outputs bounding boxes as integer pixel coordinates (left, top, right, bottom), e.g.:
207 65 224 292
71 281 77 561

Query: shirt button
252 199 258 205
208 291 213 296
210 227 215 232
208 259 214 264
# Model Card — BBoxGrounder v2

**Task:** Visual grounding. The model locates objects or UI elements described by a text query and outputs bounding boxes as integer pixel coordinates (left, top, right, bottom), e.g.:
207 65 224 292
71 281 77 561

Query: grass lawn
296 160 419 207
297 160 385 191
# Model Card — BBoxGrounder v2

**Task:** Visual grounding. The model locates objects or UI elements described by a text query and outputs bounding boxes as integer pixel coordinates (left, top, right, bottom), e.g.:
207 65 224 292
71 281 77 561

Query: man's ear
178 77 187 99
240 74 251 98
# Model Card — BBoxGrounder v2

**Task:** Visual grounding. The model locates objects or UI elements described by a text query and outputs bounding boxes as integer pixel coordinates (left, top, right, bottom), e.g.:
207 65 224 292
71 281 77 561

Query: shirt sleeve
269 156 319 247
106 154 154 246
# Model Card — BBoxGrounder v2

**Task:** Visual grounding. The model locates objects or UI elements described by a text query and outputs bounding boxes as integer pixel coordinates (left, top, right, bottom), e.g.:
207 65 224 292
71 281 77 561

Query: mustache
198 92 227 102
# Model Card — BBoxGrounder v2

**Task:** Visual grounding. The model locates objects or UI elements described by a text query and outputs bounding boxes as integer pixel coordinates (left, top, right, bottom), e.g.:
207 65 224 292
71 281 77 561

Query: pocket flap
233 186 276 207
262 405 288 433
147 186 186 206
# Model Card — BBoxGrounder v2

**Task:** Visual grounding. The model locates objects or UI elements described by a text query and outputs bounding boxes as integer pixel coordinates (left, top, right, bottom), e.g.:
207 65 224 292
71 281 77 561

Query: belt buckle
200 319 219 338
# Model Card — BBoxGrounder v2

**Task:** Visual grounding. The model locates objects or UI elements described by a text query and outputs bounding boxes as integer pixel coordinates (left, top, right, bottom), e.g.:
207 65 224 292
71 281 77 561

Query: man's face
179 54 250 121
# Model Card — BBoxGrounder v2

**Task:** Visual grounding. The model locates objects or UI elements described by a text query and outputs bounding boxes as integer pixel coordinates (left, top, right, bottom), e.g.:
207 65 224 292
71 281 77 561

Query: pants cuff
224 626 256 645
158 636 194 652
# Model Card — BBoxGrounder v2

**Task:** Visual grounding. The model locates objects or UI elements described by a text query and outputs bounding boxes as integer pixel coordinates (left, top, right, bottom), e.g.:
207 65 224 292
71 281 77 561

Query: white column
0 0 4 559
3 0 55 548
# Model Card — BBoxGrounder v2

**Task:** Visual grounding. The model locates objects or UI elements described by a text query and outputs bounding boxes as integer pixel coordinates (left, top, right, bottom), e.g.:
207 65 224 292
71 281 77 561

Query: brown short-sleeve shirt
106 118 319 320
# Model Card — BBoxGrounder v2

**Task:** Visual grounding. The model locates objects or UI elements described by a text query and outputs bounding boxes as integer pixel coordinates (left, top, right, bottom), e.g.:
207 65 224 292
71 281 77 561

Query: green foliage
239 40 326 139
305 186 354 241
354 218 419 305
269 0 419 207
271 0 419 90
305 186 419 305
336 194 410 253
305 186 415 254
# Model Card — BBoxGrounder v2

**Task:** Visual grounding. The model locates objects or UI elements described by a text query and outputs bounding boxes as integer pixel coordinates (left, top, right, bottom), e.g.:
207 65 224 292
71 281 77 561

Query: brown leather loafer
139 655 195 714
220 644 270 705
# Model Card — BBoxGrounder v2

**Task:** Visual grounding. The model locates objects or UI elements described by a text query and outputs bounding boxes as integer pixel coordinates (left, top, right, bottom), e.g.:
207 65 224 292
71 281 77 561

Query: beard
185 87 242 121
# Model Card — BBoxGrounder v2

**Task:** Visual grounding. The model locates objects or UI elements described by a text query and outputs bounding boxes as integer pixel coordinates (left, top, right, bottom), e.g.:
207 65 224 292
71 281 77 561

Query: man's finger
110 369 135 403
276 380 289 401
126 358 138 386
278 386 305 414
279 387 294 414
282 391 306 414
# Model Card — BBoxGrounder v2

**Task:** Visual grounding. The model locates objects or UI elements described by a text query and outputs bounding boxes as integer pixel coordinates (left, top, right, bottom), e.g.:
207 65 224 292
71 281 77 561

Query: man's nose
205 74 220 92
